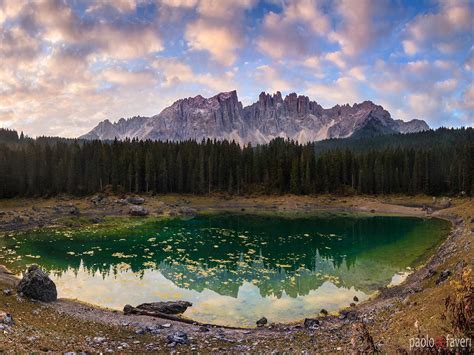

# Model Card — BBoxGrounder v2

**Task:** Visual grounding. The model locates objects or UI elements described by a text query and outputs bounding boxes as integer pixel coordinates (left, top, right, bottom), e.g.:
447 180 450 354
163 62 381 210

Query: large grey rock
80 91 429 145
17 265 57 302
127 196 145 205
54 204 79 215
129 205 149 216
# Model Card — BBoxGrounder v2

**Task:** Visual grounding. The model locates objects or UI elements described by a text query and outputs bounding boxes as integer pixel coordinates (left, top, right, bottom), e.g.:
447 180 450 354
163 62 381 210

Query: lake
0 212 450 327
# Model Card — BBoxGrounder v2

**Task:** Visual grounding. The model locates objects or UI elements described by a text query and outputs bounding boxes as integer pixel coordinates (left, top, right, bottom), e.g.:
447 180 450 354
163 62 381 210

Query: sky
0 0 473 138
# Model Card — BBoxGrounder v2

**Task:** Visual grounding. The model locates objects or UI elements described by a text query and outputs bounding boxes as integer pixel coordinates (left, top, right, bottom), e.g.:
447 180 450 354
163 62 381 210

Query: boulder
438 198 452 209
54 204 79 215
17 265 57 302
129 205 149 216
90 194 107 205
178 207 196 216
127 196 145 205
116 198 129 205
136 301 192 315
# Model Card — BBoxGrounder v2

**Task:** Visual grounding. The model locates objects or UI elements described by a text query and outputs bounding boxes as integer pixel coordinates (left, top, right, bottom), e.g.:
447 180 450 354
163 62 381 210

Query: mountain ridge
80 90 429 144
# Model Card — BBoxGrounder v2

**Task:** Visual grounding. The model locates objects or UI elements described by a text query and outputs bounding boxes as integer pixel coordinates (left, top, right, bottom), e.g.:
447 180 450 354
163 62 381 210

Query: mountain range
80 90 429 144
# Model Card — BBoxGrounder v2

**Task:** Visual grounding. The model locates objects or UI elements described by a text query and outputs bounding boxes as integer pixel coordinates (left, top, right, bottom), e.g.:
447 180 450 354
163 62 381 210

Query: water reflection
0 213 449 326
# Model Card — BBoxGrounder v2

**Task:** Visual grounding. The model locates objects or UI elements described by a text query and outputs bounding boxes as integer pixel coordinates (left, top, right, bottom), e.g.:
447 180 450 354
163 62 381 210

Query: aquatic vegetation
0 213 450 327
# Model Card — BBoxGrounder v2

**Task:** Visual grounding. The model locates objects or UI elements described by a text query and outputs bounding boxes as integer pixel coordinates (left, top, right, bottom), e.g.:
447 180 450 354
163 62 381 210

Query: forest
0 127 472 198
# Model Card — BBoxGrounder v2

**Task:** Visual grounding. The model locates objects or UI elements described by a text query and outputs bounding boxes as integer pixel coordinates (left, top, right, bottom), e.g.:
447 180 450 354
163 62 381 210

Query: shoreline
0 194 472 352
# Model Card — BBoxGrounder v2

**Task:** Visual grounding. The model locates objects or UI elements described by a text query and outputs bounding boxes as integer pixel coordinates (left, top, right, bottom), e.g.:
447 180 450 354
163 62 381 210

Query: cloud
1 0 472 136
324 51 346 69
457 84 474 110
151 57 237 92
30 0 163 59
0 0 26 23
465 47 474 71
368 59 468 126
305 76 365 107
330 0 394 56
256 0 329 59
185 0 255 66
100 68 157 87
0 24 41 65
254 65 292 93
402 0 473 55
185 18 241 66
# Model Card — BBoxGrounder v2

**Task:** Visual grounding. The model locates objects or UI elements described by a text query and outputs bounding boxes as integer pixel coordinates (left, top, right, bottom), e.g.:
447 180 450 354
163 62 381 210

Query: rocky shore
0 194 472 352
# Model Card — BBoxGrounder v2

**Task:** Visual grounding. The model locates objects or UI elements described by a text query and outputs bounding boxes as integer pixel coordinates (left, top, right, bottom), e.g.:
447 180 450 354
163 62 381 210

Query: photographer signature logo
409 335 471 350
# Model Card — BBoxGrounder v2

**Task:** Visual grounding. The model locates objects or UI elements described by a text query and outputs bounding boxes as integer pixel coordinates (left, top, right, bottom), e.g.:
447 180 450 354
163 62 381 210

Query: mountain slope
80 90 429 144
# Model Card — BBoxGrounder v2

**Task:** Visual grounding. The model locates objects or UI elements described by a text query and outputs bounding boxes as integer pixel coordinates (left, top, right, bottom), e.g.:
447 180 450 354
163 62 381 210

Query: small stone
320 309 328 316
0 311 13 325
167 331 188 345
350 303 356 307
93 337 106 343
256 317 267 326
2 289 13 296
353 296 359 302
436 269 451 284
304 318 320 329
135 328 145 335
162 323 171 328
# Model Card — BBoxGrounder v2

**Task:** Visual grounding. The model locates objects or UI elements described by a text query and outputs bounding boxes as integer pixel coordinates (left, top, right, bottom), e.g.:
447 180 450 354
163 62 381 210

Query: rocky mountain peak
80 90 430 144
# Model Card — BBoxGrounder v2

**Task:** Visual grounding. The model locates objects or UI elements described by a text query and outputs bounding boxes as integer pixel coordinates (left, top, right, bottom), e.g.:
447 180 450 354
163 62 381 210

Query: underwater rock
17 265 57 302
256 317 268 326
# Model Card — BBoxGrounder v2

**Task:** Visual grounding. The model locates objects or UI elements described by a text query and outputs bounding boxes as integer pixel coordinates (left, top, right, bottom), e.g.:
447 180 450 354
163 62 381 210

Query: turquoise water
0 213 450 326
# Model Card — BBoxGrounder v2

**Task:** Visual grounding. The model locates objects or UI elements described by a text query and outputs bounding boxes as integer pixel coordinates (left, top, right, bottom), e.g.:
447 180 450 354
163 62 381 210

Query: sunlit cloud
0 0 472 137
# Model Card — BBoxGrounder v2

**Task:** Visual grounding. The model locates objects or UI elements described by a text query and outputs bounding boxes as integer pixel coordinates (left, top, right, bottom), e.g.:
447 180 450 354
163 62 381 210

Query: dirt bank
0 195 472 352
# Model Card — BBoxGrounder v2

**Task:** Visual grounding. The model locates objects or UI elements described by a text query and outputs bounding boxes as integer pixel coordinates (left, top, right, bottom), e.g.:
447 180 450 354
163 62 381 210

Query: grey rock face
80 90 430 144
17 265 57 302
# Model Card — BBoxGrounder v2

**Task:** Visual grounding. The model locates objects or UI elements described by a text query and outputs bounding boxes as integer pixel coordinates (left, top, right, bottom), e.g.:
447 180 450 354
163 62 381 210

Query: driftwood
122 304 245 329
123 304 201 325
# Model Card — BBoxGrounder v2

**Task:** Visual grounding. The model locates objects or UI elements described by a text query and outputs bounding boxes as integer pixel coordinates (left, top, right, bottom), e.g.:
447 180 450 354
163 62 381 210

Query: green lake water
0 213 450 327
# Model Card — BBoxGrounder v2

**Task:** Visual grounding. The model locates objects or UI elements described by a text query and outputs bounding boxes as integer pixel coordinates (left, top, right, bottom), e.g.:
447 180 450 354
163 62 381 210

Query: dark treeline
0 128 472 198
